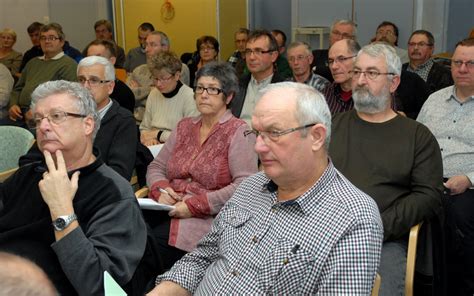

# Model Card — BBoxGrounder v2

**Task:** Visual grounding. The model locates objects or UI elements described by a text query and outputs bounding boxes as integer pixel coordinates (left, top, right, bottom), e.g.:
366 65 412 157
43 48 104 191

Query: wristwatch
52 213 78 231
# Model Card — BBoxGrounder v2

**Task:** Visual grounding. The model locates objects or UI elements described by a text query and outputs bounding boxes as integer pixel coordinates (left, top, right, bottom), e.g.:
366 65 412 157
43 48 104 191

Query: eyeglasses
40 36 61 41
244 48 275 57
200 46 215 51
407 42 433 47
244 123 316 143
331 30 354 39
328 55 356 65
195 86 224 95
28 111 86 129
350 70 395 80
78 77 111 86
376 30 395 36
288 55 309 63
451 60 474 70
152 75 174 83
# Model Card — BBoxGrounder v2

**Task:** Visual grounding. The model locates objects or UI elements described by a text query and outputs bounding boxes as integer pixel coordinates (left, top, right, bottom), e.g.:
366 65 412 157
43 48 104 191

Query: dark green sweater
329 110 443 241
10 54 77 108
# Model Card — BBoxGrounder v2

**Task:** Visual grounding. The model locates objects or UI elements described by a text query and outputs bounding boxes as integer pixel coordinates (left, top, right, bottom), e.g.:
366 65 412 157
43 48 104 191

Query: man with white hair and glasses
0 80 146 295
330 43 443 295
147 82 383 295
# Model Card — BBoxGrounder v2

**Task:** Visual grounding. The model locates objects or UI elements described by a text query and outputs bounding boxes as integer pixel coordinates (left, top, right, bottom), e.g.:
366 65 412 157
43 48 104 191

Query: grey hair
195 61 238 107
259 82 332 150
30 80 101 140
330 19 357 38
77 56 115 81
148 31 170 47
357 43 401 76
287 41 312 55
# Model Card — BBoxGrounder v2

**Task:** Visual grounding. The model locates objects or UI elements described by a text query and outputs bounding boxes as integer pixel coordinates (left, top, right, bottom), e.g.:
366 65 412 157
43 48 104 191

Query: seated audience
417 37 474 295
403 29 453 94
323 39 360 114
227 28 249 77
0 28 22 78
124 22 154 73
5 23 77 127
0 80 146 295
0 63 14 119
93 19 126 68
271 29 292 79
329 43 443 294
19 22 44 73
146 62 258 270
231 29 284 126
0 252 57 296
84 39 135 112
373 21 409 64
188 36 219 85
287 41 330 92
147 81 383 295
139 51 198 146
312 19 357 82
19 56 138 181
127 31 190 122
19 22 81 71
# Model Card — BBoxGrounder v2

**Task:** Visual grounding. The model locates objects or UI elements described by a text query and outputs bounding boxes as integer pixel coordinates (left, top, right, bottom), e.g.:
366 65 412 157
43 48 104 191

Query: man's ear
83 116 95 137
310 123 327 151
389 75 401 93
107 80 115 95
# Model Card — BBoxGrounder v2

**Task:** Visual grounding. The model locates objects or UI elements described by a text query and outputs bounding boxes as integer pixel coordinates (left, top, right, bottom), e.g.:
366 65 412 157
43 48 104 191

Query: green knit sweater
9 54 77 108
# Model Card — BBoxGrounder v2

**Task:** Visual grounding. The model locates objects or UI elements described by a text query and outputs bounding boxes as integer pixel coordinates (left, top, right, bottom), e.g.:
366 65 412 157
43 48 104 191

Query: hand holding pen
156 187 182 205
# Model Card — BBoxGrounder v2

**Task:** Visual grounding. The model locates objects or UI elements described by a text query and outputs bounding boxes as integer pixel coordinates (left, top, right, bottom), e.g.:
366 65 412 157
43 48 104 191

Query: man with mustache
329 43 443 295
373 21 409 64
403 30 453 95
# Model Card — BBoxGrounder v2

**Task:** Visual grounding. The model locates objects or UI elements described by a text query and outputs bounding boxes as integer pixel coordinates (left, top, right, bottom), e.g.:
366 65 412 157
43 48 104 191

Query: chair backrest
371 273 381 296
0 126 34 172
405 222 423 296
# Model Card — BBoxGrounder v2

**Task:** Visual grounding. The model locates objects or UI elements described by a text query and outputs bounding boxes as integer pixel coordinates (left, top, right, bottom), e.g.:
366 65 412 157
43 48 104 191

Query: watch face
55 218 66 229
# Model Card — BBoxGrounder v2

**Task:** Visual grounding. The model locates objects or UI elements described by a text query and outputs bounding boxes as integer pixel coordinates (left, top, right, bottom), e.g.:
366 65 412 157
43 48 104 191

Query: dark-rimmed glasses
244 123 316 143
194 86 224 95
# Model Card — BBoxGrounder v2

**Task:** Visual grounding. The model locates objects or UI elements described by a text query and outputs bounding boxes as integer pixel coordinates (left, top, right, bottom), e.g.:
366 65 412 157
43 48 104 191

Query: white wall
0 0 110 54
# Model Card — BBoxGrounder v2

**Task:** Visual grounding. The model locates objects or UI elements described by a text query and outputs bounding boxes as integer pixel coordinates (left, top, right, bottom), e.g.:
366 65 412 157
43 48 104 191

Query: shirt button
448 136 451 140
252 236 258 243
231 270 239 276
453 120 456 123
187 177 192 183
440 148 444 151
272 208 277 213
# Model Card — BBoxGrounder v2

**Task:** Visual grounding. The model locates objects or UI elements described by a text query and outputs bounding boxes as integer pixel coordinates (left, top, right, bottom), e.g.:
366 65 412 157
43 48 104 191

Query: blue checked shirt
156 162 384 294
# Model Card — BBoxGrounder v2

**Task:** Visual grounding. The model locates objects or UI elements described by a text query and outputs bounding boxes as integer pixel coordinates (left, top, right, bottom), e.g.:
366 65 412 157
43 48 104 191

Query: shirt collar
409 58 434 71
250 73 273 86
191 109 234 125
97 98 113 119
262 160 337 215
39 51 65 60
447 86 474 103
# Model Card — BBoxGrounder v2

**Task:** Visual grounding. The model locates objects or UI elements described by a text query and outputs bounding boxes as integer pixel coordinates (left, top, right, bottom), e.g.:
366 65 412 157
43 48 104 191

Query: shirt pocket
257 238 314 294
218 203 252 254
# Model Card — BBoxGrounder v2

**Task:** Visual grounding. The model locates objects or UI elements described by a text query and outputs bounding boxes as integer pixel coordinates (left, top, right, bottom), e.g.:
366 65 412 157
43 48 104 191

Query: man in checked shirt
147 82 383 295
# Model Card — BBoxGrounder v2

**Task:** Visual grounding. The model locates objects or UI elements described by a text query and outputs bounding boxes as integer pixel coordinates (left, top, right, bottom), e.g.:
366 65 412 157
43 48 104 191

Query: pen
158 187 169 194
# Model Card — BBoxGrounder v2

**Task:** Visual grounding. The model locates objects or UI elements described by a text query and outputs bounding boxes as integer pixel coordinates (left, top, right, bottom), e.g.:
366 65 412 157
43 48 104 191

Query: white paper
148 143 164 158
138 198 175 211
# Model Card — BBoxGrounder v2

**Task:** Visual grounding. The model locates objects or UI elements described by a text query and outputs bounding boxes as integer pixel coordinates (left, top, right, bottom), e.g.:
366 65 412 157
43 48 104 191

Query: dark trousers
142 210 187 271
444 188 474 295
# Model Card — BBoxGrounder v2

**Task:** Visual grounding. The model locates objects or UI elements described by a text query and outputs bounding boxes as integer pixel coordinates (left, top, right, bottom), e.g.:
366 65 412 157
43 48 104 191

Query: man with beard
329 43 443 295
